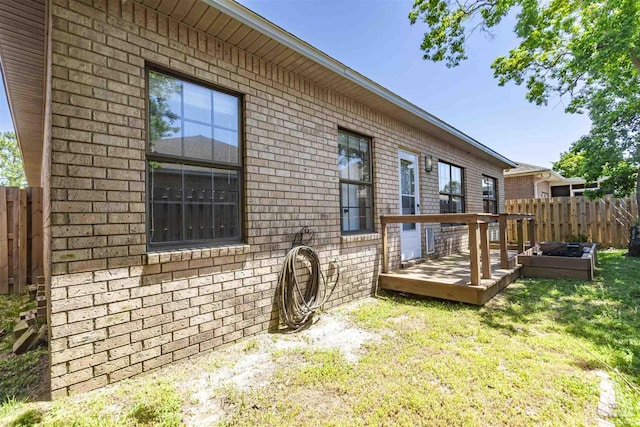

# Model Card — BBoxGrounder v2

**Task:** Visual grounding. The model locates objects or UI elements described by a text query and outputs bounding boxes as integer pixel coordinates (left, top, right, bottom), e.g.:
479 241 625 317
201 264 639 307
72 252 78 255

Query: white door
399 150 421 261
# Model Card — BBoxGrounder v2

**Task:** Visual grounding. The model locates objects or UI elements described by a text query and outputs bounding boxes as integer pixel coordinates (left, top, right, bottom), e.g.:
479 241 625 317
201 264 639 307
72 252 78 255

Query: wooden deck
379 249 521 305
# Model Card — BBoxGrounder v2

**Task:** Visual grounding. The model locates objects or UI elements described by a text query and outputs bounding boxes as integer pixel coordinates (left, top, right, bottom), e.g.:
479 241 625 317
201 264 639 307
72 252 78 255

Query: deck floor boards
379 250 521 305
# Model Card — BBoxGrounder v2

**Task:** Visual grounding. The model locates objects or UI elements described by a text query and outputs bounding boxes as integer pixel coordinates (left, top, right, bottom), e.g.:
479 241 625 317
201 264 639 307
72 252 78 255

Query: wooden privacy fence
0 187 43 294
505 196 638 248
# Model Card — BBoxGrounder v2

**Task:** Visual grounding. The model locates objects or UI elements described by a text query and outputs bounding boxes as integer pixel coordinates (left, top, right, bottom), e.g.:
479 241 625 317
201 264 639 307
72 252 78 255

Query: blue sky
0 0 592 168
0 77 11 133
236 0 591 168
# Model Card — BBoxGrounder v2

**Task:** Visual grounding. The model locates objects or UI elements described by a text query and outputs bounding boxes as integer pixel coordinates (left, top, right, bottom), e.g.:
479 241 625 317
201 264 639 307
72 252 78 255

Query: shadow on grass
378 251 640 383
480 251 640 381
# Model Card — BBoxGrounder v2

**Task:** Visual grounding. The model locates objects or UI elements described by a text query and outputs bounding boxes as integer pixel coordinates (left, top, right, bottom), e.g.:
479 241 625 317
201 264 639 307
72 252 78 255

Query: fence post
543 198 551 242
17 189 27 293
605 196 612 246
0 188 7 294
499 214 509 269
528 219 536 248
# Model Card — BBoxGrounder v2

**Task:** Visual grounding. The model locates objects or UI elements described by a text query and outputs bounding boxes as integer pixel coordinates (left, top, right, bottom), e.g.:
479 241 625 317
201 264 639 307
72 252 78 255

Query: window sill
146 243 250 265
340 233 381 244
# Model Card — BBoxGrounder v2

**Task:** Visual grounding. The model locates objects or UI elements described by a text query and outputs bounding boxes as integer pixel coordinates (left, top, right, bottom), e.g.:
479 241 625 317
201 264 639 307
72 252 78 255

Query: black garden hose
277 246 340 331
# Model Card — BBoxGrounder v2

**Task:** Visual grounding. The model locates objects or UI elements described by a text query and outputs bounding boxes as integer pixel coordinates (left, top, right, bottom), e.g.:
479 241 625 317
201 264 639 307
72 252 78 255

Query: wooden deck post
381 218 388 274
498 214 509 269
479 222 491 279
527 218 536 248
468 221 481 285
516 219 525 253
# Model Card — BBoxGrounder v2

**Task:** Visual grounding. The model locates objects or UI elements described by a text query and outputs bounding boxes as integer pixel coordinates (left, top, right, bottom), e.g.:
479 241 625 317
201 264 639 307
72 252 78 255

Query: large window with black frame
147 69 242 247
439 161 465 215
482 175 498 214
338 129 373 233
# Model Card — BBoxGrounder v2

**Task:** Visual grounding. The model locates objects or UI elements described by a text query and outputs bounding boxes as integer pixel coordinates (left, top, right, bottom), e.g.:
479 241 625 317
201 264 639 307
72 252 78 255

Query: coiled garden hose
277 246 340 331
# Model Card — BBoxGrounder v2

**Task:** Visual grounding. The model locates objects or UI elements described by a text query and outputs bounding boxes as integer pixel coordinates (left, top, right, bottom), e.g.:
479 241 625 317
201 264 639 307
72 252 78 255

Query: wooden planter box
518 242 598 281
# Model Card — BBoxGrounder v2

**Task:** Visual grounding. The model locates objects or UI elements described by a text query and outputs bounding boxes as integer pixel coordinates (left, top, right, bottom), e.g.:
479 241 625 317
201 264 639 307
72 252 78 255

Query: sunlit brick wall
504 175 534 200
47 0 506 395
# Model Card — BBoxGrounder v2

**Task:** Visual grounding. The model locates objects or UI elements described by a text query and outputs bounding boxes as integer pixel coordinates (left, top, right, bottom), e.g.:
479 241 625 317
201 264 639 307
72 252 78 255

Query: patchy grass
217 250 639 426
0 349 48 402
5 407 42 427
0 293 48 403
1 250 639 426
4 377 184 427
479 250 640 426
243 338 260 353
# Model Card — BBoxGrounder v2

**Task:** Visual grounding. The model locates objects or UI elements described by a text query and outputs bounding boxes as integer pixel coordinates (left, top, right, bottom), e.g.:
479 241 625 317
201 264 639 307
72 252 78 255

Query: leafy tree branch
410 0 640 211
0 132 26 188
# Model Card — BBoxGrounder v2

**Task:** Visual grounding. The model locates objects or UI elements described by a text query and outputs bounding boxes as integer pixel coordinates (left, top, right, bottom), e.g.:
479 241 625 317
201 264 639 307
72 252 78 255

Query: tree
553 137 638 199
148 71 181 171
552 150 586 180
0 132 27 188
409 0 640 209
148 71 180 147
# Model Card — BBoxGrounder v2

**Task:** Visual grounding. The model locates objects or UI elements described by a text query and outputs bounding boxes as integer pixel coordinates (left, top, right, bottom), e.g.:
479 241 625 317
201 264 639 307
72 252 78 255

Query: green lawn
2 249 640 426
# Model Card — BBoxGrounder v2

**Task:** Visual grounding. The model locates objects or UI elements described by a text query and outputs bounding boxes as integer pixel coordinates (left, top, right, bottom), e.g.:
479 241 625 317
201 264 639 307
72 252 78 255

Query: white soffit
136 0 516 168
0 0 46 185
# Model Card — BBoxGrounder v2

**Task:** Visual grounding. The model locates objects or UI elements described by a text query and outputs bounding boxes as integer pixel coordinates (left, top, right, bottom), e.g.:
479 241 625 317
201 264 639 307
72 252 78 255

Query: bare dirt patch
177 302 381 426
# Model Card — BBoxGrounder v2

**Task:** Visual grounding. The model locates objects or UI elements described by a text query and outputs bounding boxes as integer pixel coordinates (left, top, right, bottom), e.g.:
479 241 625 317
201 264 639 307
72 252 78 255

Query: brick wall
504 175 534 200
47 0 507 395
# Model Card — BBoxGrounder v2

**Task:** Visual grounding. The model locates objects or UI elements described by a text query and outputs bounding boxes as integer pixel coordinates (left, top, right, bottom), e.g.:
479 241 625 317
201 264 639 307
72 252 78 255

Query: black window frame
482 175 498 214
438 161 465 215
145 66 244 250
338 128 374 234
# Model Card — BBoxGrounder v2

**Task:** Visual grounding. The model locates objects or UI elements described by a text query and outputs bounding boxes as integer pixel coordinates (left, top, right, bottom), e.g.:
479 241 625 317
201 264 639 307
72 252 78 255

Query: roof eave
203 0 516 169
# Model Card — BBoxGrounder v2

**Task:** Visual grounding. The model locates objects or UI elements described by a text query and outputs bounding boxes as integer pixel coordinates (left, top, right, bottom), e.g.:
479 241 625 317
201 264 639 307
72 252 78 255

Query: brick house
0 0 515 396
504 162 601 199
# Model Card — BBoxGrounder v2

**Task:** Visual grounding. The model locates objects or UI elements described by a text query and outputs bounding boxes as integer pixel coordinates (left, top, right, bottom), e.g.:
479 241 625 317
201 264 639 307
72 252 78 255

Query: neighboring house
504 162 601 200
0 0 515 396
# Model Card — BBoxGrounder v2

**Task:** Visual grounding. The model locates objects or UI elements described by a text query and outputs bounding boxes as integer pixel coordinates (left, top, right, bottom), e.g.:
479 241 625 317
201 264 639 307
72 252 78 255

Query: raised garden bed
518 242 598 280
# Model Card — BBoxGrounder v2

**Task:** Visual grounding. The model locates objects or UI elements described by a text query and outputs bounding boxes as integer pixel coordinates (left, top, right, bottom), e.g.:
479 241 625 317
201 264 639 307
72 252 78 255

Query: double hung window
438 162 465 214
482 175 498 214
147 69 242 247
338 130 373 233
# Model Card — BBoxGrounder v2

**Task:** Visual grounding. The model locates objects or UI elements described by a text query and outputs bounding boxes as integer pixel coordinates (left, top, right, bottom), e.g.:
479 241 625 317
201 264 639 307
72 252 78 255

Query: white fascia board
203 0 517 168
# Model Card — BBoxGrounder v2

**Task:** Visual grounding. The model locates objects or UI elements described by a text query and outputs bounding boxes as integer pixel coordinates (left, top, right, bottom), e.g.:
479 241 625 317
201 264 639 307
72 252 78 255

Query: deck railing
380 213 535 286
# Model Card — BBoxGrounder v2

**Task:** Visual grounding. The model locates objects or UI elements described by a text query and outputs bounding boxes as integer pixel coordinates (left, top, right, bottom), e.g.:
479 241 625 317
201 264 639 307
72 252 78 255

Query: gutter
203 0 517 168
